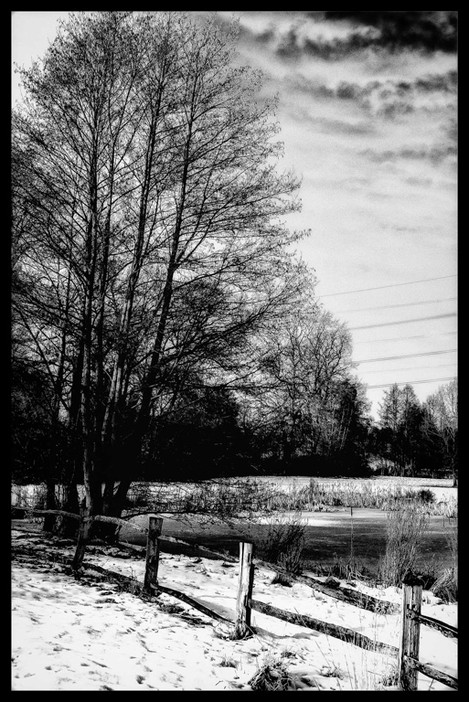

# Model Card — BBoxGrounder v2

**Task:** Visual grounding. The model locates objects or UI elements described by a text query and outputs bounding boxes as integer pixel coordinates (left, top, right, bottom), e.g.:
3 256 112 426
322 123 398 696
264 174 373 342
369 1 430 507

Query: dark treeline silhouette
12 357 456 486
369 381 457 485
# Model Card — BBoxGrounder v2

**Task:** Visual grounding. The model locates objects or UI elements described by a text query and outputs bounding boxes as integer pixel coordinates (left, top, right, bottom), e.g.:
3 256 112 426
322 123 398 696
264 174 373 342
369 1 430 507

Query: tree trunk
43 479 57 533
57 481 80 537
72 509 93 570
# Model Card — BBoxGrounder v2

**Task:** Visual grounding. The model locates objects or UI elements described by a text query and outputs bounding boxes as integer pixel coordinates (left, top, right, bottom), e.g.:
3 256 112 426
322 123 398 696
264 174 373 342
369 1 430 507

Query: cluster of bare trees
11 11 380 556
12 12 310 524
372 380 457 484
239 299 370 473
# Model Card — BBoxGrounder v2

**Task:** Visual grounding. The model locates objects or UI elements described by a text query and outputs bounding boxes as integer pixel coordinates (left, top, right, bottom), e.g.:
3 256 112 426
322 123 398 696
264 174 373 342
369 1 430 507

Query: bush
271 571 293 587
261 515 305 575
249 657 296 691
379 502 429 587
416 488 434 504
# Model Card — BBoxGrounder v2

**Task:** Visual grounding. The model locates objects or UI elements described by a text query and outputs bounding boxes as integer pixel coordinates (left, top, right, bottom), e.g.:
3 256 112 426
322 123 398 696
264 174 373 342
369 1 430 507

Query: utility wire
366 376 456 389
356 349 457 364
320 275 456 297
349 312 456 330
360 363 457 375
354 331 457 344
336 297 456 314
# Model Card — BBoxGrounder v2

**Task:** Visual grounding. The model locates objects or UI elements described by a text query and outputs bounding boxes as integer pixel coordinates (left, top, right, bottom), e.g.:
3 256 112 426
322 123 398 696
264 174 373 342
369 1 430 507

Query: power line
366 376 456 390
336 297 456 314
349 312 456 331
320 275 456 297
360 363 457 375
356 349 457 364
355 331 457 344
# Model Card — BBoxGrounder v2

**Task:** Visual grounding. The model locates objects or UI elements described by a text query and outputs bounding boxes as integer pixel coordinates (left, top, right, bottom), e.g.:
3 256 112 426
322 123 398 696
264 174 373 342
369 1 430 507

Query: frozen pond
122 507 455 575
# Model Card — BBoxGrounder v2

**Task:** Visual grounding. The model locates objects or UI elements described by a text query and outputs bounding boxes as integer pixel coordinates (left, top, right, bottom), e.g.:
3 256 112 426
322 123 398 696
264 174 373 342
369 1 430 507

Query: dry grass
12 477 457 518
431 517 457 602
379 502 429 586
249 655 297 691
261 514 306 576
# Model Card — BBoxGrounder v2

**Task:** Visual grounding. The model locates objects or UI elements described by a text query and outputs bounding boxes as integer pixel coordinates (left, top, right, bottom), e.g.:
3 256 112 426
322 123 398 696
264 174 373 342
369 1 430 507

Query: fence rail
407 609 458 639
13 508 457 691
249 598 399 656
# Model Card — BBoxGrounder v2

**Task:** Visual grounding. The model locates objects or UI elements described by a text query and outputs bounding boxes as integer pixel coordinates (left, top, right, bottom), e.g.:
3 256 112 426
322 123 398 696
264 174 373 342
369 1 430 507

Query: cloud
361 145 457 165
222 12 383 62
235 12 457 62
286 71 456 122
276 27 382 61
323 11 457 53
414 70 457 91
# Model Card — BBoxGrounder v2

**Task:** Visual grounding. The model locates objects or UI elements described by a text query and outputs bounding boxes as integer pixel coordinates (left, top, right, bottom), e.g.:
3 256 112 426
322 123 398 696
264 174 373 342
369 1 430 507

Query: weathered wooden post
398 576 423 691
234 541 254 639
143 515 163 595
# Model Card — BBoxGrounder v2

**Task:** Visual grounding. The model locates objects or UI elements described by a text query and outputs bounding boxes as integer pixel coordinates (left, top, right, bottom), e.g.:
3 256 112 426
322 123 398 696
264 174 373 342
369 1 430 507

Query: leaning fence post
143 515 163 595
235 541 254 638
398 577 423 691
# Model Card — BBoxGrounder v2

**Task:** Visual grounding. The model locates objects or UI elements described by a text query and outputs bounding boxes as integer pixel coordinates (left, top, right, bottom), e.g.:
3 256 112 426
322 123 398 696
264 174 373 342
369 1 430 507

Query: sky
11 11 458 420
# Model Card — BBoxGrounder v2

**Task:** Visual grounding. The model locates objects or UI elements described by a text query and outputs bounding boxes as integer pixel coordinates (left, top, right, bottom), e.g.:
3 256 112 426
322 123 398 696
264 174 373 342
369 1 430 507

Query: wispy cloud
360 145 457 165
229 11 457 62
323 11 457 53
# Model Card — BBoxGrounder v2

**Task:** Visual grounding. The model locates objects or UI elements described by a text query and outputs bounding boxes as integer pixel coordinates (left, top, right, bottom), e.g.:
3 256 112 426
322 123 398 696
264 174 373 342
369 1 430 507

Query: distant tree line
11 12 457 535
369 380 457 486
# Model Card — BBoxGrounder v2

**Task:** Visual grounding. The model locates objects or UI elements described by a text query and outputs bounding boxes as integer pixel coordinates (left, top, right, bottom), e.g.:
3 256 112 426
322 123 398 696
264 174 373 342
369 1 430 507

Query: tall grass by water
141 477 456 517
378 502 429 586
12 476 457 519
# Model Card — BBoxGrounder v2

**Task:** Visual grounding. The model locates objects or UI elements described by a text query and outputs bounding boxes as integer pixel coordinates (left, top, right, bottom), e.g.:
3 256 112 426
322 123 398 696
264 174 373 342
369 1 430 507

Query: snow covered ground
11 527 457 691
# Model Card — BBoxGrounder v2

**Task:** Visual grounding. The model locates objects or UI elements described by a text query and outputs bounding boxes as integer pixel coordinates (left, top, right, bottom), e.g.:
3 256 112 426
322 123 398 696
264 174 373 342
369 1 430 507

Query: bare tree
245 296 356 465
12 11 308 558
424 380 458 486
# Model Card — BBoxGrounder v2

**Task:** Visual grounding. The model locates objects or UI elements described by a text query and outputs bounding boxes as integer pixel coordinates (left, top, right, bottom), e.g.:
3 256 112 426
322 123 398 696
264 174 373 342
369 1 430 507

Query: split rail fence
14 509 457 691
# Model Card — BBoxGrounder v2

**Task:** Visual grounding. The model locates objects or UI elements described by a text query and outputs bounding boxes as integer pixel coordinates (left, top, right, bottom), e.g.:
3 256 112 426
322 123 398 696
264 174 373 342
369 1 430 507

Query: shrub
416 488 434 504
261 515 305 575
271 571 293 587
249 657 295 691
379 502 429 587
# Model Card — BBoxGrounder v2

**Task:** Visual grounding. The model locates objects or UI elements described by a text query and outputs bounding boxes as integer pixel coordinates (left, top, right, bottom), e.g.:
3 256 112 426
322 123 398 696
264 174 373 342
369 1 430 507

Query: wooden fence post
235 541 254 639
143 515 163 595
398 578 423 691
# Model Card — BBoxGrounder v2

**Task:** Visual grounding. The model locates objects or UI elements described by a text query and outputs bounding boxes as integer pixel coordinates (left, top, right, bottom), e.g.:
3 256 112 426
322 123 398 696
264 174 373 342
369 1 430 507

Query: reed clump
379 502 429 586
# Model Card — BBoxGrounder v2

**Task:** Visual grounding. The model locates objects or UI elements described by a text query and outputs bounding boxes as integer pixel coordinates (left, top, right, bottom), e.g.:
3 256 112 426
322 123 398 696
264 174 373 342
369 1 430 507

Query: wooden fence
14 509 457 691
398 579 458 691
